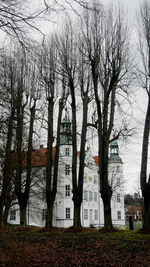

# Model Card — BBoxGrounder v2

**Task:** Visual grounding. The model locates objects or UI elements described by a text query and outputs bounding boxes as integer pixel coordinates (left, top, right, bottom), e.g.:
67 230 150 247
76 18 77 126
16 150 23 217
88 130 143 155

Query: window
65 185 70 197
94 192 97 202
94 175 97 184
66 208 70 219
117 193 120 202
42 209 47 221
65 164 70 175
65 147 70 156
84 209 88 220
89 191 93 201
94 210 98 220
84 190 88 201
84 173 87 183
10 210 16 221
117 211 121 220
117 178 120 187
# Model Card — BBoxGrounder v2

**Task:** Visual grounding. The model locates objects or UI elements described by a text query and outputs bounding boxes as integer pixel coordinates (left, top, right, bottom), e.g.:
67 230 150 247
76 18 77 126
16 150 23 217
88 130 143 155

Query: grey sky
101 0 147 194
104 0 147 194
41 0 147 194
18 0 148 194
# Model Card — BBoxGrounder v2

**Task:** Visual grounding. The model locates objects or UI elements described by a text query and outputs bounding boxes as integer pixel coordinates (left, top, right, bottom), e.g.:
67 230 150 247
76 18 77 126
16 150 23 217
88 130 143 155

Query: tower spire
109 140 122 163
60 113 72 145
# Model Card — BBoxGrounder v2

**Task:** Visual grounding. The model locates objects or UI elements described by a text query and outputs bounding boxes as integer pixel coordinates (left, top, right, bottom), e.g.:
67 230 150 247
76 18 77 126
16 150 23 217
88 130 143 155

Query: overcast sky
40 0 147 194
25 0 148 194
101 0 146 194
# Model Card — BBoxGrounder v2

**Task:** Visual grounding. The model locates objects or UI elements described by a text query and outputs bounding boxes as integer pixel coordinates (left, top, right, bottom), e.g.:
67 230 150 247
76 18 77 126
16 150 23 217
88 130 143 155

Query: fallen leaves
0 228 150 266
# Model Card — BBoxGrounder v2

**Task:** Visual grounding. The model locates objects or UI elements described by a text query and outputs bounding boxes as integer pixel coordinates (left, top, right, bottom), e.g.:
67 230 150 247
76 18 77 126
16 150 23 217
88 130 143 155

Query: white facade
8 119 125 228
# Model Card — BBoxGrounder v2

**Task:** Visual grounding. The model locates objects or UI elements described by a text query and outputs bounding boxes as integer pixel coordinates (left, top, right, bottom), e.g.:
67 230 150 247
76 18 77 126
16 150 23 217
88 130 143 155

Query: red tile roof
11 147 56 168
11 147 99 168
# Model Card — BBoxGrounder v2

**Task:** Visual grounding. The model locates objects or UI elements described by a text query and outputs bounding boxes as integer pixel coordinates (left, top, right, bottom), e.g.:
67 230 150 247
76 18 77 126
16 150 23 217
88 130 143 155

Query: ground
0 226 150 266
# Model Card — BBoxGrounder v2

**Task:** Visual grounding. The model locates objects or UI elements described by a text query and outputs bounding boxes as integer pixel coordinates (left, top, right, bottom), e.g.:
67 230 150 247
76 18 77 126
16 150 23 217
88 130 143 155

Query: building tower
109 140 123 164
108 140 125 228
60 115 72 145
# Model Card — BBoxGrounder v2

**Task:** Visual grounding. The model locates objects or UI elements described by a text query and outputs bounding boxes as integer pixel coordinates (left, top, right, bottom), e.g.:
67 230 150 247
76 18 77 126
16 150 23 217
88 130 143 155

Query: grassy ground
0 226 150 266
126 221 143 230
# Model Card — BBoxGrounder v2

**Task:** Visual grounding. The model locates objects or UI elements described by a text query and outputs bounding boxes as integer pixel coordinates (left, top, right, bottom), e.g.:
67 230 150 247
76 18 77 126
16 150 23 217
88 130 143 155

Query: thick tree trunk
140 98 150 230
15 94 35 227
143 183 150 231
46 96 54 228
20 205 27 226
0 199 4 228
45 91 64 228
73 93 89 229
73 201 82 229
101 187 113 230
46 204 54 228
3 209 9 227
0 107 15 228
99 136 113 230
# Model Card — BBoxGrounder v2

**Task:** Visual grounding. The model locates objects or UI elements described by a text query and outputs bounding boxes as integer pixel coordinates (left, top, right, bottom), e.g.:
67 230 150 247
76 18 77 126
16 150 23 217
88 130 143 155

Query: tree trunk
101 187 113 230
143 183 150 231
140 97 150 230
99 136 113 230
25 100 36 201
74 93 89 229
0 106 15 228
69 79 78 228
0 199 4 228
20 205 27 226
46 204 54 228
73 201 82 229
45 96 54 228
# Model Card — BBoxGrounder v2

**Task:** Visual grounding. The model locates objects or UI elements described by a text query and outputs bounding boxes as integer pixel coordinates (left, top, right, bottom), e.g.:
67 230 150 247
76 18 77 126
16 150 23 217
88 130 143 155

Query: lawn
0 226 150 266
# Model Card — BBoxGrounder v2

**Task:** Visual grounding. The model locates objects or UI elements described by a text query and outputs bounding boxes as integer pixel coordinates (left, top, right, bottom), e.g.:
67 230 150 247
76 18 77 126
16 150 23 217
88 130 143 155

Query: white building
8 117 125 228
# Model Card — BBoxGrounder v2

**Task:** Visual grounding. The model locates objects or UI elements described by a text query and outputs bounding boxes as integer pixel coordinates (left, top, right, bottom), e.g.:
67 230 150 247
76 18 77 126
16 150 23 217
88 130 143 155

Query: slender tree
0 51 18 227
38 37 67 228
83 4 131 230
138 1 150 231
57 20 91 228
14 50 40 226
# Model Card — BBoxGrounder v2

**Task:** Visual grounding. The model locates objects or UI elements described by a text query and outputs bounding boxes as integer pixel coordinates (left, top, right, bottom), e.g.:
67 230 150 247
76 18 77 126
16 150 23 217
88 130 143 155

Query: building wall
8 145 125 228
109 162 125 227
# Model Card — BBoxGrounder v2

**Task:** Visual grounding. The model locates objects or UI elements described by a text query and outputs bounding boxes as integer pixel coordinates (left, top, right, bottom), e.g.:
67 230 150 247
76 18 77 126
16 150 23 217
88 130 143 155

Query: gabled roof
11 146 99 168
11 147 56 168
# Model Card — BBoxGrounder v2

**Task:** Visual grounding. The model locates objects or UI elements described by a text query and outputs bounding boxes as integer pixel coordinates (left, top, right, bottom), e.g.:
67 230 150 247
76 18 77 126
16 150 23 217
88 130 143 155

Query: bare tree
138 1 150 231
12 49 41 226
38 37 67 228
56 19 92 228
0 51 18 227
82 4 131 230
